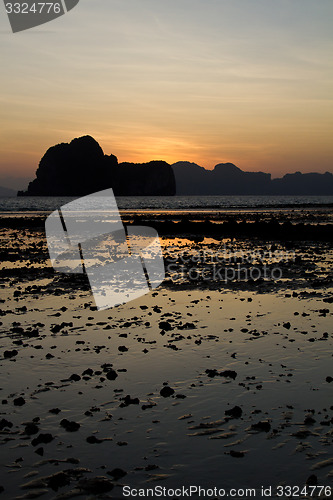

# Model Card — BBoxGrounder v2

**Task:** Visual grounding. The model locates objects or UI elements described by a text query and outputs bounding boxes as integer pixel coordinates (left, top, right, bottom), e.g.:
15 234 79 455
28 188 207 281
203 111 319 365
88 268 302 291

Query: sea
0 194 333 213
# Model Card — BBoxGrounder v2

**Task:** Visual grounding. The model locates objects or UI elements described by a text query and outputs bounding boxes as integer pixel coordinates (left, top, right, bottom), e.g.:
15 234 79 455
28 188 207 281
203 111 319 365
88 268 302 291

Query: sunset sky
1 0 332 189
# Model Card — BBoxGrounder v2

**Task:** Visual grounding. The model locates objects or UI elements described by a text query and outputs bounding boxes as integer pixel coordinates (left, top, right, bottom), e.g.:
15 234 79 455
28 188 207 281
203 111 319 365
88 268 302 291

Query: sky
0 0 332 190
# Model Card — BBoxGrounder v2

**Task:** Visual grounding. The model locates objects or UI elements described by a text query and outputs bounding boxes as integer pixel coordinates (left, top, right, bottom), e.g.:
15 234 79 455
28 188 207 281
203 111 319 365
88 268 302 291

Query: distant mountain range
172 161 333 196
16 135 333 196
0 185 16 197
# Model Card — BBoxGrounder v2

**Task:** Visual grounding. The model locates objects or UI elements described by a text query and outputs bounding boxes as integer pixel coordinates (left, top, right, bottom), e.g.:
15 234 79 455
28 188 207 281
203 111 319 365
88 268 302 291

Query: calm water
0 195 333 213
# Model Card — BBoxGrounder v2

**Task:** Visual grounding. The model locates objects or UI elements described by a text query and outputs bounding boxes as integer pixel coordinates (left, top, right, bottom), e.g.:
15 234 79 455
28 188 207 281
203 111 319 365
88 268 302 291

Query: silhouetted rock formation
18 136 176 197
0 186 16 196
172 162 333 195
171 162 208 195
18 136 332 197
212 163 271 194
113 161 176 196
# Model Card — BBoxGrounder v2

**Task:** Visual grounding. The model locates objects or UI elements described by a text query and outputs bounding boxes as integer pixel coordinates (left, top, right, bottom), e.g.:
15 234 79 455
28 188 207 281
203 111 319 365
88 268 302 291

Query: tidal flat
0 211 332 499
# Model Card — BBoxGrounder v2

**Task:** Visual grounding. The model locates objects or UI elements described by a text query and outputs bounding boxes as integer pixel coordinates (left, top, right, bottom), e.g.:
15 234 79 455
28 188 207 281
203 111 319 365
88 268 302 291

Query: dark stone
49 408 61 414
13 397 25 406
24 423 39 435
69 374 81 382
229 450 245 458
159 321 173 331
160 386 175 398
145 464 159 471
118 346 128 352
60 419 80 432
31 433 54 446
220 370 237 380
326 376 333 383
179 322 195 330
82 368 94 376
292 429 312 439
23 329 39 338
142 403 156 410
306 475 318 486
251 421 271 432
0 418 13 430
107 468 127 480
106 369 118 381
3 350 18 359
304 416 316 425
225 406 243 419
77 477 114 494
120 395 140 407
86 436 103 444
47 471 70 491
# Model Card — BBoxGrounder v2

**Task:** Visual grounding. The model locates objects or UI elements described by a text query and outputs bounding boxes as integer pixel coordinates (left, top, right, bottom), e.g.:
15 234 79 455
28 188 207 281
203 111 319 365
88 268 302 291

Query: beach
0 196 332 499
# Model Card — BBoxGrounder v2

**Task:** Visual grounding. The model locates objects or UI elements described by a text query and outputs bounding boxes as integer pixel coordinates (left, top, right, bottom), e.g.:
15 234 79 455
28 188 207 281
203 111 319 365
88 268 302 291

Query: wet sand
0 211 332 499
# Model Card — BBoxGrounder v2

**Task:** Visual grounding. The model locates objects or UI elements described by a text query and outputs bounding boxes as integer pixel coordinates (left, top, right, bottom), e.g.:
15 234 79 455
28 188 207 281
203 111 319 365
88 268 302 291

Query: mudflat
0 209 332 499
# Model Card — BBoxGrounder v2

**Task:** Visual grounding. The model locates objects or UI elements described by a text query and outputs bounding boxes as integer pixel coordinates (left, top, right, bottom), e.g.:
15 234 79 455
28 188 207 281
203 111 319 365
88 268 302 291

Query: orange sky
1 0 332 189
